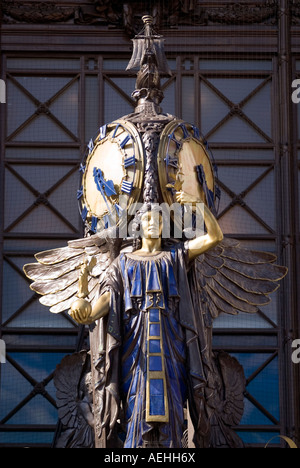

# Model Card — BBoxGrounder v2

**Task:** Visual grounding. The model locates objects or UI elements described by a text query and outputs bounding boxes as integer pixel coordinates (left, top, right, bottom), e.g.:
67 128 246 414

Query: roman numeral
124 155 136 168
98 124 107 140
121 180 133 194
120 134 131 149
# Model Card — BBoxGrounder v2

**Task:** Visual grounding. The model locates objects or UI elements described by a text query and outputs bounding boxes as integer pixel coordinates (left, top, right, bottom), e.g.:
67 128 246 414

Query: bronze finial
126 15 171 76
126 14 171 112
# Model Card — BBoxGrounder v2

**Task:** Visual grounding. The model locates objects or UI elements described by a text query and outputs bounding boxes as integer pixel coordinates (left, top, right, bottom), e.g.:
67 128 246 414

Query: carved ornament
2 0 279 31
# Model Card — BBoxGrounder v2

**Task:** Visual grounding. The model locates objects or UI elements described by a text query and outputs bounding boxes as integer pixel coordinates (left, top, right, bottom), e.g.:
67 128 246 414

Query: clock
78 119 144 233
157 120 219 215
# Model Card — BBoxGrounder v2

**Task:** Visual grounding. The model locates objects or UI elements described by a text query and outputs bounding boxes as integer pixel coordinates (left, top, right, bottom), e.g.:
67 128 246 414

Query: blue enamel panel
149 379 165 416
149 324 160 337
149 309 160 322
149 356 162 372
149 339 161 353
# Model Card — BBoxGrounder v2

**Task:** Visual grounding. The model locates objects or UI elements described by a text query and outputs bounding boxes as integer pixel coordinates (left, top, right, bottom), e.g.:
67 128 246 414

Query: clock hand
93 167 116 215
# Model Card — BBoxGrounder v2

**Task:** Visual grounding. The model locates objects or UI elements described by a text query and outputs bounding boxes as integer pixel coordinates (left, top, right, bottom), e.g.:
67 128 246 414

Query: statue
23 16 287 448
69 201 222 448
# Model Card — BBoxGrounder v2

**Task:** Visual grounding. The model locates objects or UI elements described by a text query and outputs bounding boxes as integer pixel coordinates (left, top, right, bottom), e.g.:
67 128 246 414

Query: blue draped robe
97 244 206 448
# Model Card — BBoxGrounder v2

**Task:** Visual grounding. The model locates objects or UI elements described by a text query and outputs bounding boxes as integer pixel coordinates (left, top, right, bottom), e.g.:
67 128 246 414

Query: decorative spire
126 15 172 113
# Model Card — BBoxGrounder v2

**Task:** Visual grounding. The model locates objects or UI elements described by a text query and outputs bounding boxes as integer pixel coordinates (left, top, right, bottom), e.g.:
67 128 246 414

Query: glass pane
238 239 276 252
7 394 57 425
244 170 276 230
49 80 79 136
48 171 81 231
2 256 74 328
1 352 65 425
243 82 272 137
219 205 271 235
104 81 134 123
237 431 280 446
8 164 73 193
4 334 77 348
182 59 193 71
5 148 80 161
103 58 176 71
4 167 36 230
182 77 195 123
208 116 266 143
200 80 229 135
109 76 136 98
217 188 232 215
7 58 80 70
213 149 274 161
241 399 277 425
217 165 276 230
199 60 272 71
6 79 36 136
4 239 69 253
10 352 65 383
85 76 99 141
5 164 80 233
14 77 72 103
2 259 33 324
166 58 177 70
162 80 175 116
218 166 270 194
237 353 279 421
12 114 75 142
207 78 265 104
9 204 77 235
0 431 55 445
213 335 277 347
103 59 131 70
0 359 33 420
213 312 275 329
7 302 73 328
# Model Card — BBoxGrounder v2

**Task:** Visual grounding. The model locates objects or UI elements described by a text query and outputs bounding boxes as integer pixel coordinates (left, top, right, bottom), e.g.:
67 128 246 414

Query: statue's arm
175 191 223 261
70 291 111 325
188 203 223 261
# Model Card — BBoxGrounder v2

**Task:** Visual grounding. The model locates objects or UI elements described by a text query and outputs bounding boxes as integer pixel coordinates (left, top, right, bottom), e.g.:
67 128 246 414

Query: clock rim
157 119 216 209
80 119 144 230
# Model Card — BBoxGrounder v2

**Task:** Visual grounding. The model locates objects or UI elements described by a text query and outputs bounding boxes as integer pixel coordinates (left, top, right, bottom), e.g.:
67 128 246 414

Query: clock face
79 119 144 233
157 120 217 213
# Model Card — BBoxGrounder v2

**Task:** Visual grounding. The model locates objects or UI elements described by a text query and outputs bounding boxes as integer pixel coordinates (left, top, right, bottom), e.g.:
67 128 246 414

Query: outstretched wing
191 238 287 448
194 237 288 323
23 229 124 314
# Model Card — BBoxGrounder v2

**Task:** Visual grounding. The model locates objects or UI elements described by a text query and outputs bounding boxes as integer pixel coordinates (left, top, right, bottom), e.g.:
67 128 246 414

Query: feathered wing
53 350 94 448
23 229 125 448
23 229 124 314
192 237 287 448
205 351 246 448
194 237 288 323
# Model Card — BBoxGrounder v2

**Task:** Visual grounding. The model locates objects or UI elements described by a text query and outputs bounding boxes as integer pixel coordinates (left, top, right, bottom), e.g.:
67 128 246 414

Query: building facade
0 0 299 447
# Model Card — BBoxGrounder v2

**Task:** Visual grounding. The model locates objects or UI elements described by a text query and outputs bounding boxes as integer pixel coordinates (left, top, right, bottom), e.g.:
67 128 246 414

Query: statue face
140 211 163 239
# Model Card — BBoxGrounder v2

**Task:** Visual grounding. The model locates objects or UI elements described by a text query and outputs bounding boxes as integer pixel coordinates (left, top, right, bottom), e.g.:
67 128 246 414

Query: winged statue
23 16 287 449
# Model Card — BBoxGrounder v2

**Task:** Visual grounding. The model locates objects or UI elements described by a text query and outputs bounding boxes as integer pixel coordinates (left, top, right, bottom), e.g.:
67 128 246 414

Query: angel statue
69 199 223 449
24 193 287 449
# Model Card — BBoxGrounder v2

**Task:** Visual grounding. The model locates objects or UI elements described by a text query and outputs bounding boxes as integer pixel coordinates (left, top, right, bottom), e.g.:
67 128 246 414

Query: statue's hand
175 190 203 205
69 298 93 324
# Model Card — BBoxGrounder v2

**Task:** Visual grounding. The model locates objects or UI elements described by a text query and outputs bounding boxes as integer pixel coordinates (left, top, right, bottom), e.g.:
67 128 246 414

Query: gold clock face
80 119 144 232
157 120 216 210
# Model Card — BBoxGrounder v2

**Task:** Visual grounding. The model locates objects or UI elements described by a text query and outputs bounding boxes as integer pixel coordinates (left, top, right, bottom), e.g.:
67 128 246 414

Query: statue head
131 203 165 249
